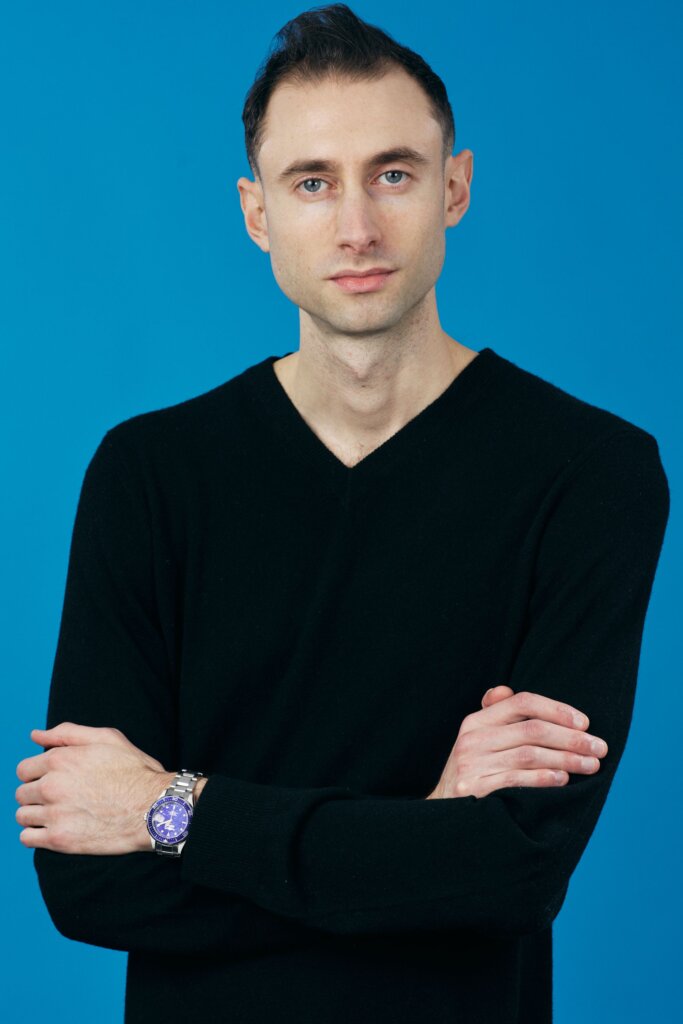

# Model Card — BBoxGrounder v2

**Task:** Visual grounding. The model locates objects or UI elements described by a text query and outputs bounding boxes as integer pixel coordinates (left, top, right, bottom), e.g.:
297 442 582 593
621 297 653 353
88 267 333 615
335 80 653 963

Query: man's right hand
426 685 609 799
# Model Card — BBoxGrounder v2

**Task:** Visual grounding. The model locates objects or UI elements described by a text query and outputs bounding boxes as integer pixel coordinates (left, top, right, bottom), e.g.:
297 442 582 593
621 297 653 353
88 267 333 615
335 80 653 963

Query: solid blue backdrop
2 2 680 1020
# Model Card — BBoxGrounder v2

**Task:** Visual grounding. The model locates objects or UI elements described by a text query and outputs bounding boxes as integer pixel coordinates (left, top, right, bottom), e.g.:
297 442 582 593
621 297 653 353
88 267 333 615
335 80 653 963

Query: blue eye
379 170 409 185
295 170 411 194
297 178 327 194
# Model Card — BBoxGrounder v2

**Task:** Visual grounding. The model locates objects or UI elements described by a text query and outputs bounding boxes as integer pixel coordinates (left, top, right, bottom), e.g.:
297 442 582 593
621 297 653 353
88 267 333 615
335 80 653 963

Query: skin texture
236 67 477 467
15 724 209 853
15 71 606 852
426 686 608 799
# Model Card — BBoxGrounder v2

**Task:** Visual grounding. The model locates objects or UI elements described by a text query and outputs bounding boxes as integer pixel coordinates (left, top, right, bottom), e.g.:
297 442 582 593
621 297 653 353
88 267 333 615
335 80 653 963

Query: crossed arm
18 425 669 954
15 685 607 856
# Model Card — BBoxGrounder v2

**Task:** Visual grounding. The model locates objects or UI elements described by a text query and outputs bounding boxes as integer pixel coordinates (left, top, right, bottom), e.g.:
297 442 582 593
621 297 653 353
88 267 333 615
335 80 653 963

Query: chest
173 458 543 795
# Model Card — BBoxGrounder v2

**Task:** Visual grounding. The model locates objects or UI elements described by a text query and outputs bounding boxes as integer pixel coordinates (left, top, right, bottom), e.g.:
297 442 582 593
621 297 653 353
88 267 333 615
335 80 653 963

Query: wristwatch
144 769 205 857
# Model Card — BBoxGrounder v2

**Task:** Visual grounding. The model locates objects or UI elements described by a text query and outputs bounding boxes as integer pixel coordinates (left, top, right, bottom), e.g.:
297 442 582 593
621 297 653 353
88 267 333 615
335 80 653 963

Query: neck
273 333 478 463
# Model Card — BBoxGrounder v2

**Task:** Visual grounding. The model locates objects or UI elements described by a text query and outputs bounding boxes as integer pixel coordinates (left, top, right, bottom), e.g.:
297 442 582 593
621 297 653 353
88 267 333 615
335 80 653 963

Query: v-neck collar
246 346 499 489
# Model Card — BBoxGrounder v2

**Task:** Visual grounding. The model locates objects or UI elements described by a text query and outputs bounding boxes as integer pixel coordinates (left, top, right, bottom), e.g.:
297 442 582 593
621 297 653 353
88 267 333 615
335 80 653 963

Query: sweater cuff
180 774 282 896
178 773 352 911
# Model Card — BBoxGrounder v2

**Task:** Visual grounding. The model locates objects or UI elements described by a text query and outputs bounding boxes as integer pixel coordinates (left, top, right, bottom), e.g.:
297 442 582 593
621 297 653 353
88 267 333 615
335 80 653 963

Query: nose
333 189 383 252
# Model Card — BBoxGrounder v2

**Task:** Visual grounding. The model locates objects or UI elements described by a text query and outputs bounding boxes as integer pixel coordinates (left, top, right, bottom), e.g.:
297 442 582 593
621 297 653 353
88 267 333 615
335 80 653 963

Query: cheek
400 212 445 269
268 241 319 304
412 209 446 267
410 203 444 242
387 202 442 253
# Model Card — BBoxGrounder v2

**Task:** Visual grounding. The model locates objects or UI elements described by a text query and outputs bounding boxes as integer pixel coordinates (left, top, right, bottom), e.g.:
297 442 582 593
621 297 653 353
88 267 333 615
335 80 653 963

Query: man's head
237 3 472 341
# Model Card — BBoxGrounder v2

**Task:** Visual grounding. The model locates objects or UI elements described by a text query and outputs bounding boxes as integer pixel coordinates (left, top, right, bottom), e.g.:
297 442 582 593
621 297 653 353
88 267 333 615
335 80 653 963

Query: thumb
481 685 515 708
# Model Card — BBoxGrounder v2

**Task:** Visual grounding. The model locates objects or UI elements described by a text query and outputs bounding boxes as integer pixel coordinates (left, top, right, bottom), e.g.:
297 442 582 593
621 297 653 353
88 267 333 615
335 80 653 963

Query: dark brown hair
241 3 456 184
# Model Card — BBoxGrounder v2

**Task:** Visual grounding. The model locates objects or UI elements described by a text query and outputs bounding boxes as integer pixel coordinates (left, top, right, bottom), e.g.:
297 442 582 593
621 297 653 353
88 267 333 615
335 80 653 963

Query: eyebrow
275 146 431 184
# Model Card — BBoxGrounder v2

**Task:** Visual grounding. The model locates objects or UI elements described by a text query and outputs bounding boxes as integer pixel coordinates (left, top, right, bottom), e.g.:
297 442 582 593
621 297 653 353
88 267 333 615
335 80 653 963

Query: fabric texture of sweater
34 346 670 1023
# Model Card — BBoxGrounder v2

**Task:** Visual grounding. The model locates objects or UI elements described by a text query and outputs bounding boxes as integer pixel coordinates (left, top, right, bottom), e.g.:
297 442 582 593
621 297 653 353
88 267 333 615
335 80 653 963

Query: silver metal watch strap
166 768 204 800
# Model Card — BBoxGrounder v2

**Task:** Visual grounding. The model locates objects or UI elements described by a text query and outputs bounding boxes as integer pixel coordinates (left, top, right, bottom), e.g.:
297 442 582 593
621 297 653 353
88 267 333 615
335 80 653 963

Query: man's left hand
15 723 175 854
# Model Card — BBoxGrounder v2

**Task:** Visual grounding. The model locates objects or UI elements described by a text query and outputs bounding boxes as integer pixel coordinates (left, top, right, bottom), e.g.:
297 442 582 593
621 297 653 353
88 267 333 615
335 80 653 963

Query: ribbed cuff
179 773 351 915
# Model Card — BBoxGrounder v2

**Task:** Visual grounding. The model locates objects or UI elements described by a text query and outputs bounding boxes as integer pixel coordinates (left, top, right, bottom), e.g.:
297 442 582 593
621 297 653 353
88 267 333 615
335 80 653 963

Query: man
16 4 669 1022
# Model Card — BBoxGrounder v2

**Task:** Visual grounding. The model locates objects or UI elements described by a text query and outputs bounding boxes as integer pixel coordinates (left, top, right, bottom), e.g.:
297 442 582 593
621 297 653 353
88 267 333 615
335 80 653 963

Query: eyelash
294 170 413 194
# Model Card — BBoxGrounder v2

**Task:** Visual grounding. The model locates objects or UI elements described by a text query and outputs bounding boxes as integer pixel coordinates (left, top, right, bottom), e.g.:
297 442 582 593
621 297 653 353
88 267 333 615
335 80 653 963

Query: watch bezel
146 794 194 846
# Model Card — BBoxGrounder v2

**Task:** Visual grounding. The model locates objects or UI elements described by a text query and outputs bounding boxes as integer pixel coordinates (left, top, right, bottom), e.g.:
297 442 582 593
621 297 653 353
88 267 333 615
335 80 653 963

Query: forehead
258 69 441 177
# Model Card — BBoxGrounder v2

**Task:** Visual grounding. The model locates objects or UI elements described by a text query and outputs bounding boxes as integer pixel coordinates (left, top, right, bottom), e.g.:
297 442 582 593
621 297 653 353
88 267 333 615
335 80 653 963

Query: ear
236 176 271 254
444 148 473 229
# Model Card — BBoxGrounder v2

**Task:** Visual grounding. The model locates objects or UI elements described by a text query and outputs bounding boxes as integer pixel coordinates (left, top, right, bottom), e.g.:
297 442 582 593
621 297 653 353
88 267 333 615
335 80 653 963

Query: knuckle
455 731 473 753
522 718 544 741
517 745 536 767
455 778 470 797
514 691 531 713
567 731 583 753
41 775 60 801
50 828 68 852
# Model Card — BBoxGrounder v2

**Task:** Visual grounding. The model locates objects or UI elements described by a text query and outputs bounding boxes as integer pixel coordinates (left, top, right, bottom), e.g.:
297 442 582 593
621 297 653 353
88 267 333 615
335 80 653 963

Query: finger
15 780 44 805
18 826 51 849
480 690 591 731
477 743 601 778
16 752 52 782
486 719 608 758
476 768 569 798
16 803 47 829
30 723 119 747
481 685 514 707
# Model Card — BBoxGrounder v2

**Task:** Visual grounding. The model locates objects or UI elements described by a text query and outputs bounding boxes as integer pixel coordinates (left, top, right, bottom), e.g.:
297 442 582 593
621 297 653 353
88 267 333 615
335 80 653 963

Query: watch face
147 795 193 845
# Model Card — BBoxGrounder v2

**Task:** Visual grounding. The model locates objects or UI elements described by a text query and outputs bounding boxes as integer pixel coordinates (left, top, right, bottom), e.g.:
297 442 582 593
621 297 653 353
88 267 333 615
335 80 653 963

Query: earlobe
250 226 271 255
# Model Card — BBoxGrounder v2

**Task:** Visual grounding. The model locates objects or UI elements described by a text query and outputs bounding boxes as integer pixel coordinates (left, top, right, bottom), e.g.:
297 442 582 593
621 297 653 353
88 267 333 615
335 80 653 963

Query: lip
329 269 396 294
329 267 395 279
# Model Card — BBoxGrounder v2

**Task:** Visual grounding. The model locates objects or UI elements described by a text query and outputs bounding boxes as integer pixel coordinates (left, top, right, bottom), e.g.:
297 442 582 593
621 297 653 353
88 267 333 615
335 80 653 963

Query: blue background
2 1 681 1020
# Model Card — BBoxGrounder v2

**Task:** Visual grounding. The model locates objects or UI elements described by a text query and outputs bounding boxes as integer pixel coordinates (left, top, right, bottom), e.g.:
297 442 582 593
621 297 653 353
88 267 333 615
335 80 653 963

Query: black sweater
34 346 670 1023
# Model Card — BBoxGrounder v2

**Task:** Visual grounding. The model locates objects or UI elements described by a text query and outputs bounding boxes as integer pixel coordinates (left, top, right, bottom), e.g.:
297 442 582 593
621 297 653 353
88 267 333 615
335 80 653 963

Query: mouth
329 270 396 294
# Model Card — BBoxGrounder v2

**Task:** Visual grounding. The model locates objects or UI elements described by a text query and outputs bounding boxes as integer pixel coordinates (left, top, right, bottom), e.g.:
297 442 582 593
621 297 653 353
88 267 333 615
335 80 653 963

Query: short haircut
242 3 456 184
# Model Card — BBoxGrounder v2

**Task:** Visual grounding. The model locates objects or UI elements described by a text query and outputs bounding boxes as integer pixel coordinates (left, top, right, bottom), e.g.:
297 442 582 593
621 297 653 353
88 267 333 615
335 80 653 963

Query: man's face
238 68 471 339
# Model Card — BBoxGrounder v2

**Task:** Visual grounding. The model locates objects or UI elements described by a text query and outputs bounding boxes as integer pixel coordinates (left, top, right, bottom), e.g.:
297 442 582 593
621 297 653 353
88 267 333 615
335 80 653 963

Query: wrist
194 776 209 801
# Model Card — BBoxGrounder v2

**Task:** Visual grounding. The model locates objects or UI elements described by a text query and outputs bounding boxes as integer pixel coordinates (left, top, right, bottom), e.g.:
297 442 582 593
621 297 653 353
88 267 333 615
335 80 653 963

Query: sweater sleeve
32 429 318 956
179 427 670 938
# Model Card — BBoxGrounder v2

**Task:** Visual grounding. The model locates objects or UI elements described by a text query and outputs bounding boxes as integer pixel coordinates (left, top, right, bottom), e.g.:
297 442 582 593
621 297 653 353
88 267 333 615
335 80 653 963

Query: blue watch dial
147 795 193 845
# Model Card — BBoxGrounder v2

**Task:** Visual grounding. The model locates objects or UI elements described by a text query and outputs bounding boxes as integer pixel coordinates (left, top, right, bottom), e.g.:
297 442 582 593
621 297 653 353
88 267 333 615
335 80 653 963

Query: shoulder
486 348 663 468
475 349 669 539
92 360 262 477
